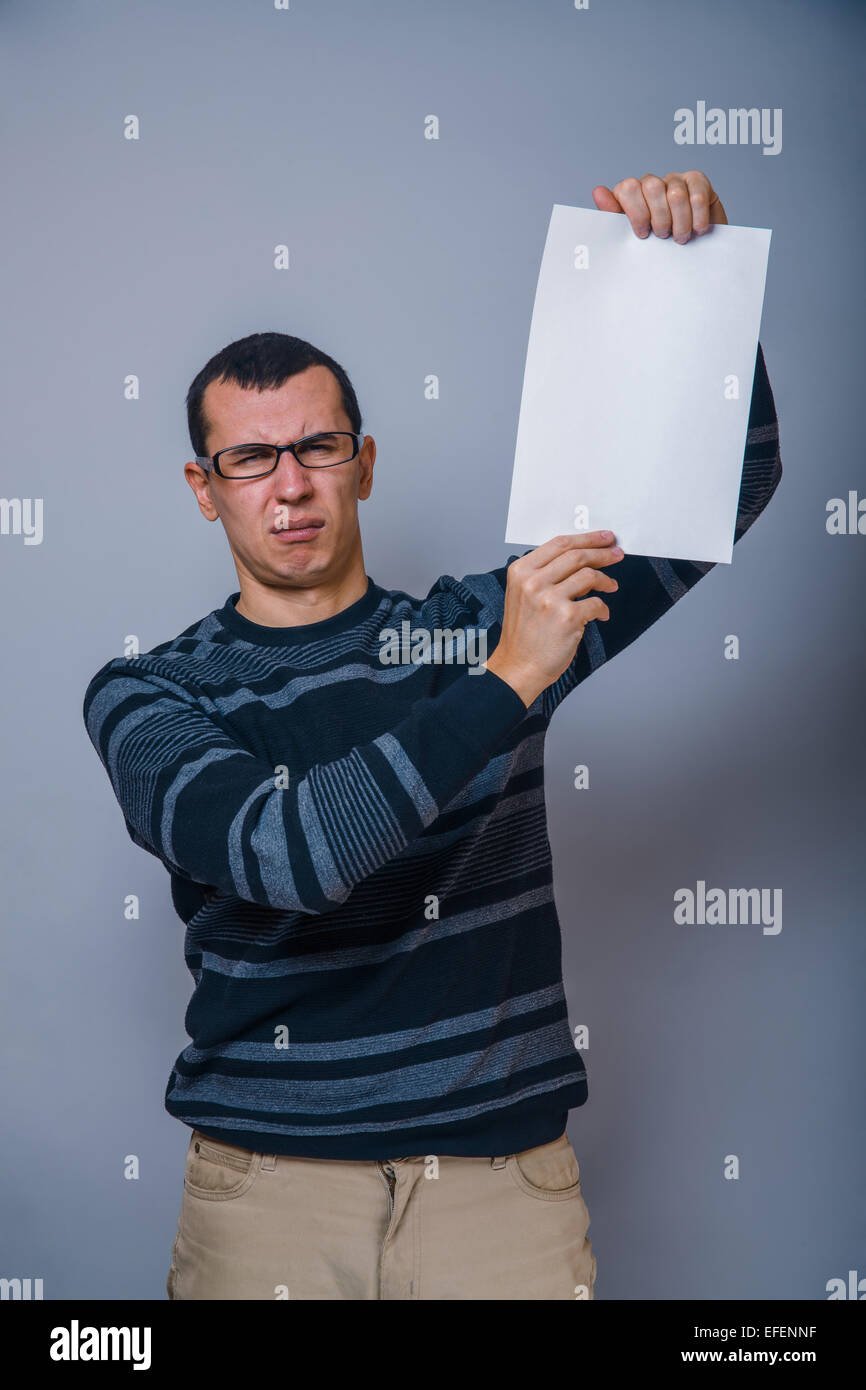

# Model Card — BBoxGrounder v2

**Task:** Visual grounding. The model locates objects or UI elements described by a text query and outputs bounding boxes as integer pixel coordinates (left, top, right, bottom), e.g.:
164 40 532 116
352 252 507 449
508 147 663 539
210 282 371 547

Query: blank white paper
504 204 772 563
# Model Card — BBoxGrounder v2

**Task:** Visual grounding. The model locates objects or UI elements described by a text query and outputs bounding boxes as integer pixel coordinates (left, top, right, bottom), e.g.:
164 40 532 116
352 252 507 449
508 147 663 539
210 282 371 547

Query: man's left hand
592 171 728 243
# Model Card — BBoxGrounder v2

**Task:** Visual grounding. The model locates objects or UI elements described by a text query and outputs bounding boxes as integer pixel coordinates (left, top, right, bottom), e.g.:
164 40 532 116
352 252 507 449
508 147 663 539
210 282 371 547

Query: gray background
2 0 863 1300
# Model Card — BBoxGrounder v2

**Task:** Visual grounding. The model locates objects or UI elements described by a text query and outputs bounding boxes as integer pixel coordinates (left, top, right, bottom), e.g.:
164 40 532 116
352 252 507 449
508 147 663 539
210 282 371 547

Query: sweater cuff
433 667 528 757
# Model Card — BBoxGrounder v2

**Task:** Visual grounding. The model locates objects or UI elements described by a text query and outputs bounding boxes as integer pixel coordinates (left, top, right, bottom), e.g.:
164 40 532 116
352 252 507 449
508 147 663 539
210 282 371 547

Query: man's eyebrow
222 423 344 448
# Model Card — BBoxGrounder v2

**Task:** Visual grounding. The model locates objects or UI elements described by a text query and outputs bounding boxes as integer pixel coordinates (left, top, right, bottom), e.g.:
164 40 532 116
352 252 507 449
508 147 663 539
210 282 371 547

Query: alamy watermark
379 622 488 673
0 498 43 545
49 1321 151 1371
674 102 782 156
675 880 782 935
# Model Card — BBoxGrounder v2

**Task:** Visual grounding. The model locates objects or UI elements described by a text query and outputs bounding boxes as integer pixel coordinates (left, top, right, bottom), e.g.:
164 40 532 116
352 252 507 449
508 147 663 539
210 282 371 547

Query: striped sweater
82 344 782 1159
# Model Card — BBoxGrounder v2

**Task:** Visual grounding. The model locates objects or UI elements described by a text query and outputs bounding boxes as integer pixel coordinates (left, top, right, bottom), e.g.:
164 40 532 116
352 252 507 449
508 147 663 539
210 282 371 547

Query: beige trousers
166 1126 597 1300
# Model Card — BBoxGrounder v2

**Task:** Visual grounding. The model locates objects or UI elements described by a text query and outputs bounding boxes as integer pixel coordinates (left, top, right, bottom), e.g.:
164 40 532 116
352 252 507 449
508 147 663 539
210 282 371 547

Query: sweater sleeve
82 661 527 914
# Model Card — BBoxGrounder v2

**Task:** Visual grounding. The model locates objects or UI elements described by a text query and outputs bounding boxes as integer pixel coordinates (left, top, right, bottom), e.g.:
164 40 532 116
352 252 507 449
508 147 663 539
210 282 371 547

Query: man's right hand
484 532 624 708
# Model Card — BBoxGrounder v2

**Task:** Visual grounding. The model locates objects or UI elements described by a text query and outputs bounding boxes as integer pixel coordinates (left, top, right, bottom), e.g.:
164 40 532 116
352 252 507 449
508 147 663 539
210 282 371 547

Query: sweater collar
216 575 385 647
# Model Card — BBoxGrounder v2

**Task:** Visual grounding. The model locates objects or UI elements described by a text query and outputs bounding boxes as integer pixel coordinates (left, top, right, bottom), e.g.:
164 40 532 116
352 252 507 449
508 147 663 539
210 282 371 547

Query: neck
234 557 369 630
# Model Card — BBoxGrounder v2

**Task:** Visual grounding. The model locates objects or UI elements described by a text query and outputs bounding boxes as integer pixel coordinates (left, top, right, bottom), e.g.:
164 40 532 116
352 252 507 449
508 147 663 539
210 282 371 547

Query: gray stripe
457 569 507 628
399 731 541 820
101 689 182 778
214 660 417 719
249 785 300 907
168 1019 576 1111
168 1071 585 1139
745 422 779 444
162 746 241 862
297 776 349 902
649 556 687 603
582 618 606 670
198 883 553 978
86 675 143 744
184 783 550 950
373 732 437 821
227 778 278 900
180 982 566 1063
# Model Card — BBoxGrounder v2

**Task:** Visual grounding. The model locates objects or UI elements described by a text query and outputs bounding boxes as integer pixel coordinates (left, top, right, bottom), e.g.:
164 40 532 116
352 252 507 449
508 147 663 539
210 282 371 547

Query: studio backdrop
1 0 863 1300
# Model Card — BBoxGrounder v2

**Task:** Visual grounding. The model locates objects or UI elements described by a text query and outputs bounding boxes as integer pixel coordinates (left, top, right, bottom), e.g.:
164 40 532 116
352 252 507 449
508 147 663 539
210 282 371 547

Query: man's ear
184 461 220 521
357 436 375 501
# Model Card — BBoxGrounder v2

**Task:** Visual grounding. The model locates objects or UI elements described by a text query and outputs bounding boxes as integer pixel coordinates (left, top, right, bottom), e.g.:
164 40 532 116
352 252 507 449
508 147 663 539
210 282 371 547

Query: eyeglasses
195 431 364 479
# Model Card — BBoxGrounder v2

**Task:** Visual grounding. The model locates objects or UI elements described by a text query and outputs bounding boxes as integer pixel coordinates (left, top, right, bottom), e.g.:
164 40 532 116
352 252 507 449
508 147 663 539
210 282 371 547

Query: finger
523 531 619 570
661 174 693 241
637 174 674 238
556 565 620 599
570 595 611 625
680 169 713 235
591 185 624 214
610 177 652 237
538 546 623 586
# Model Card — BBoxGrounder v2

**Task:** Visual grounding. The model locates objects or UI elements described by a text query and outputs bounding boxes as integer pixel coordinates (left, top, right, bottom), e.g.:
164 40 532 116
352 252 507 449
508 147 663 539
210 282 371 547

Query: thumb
591 185 623 213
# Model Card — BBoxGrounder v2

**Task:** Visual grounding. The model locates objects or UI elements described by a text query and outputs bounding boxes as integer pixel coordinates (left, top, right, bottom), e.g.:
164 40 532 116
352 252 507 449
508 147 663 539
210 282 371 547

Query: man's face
184 364 374 591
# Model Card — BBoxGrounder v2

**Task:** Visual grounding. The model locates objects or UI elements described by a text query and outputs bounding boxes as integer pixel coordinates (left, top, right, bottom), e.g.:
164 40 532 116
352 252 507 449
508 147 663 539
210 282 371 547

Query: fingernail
601 530 614 540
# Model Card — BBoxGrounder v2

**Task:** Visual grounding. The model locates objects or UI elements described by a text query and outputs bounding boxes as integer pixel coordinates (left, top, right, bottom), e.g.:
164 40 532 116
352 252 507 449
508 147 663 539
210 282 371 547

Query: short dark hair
186 331 362 458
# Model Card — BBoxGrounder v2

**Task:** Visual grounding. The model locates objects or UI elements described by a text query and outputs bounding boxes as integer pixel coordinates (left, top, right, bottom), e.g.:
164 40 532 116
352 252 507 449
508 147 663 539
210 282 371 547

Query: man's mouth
271 519 325 542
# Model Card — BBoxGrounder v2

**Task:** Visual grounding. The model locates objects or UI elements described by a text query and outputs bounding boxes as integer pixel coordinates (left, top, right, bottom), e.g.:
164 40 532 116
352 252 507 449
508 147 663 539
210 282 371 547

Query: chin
275 552 330 579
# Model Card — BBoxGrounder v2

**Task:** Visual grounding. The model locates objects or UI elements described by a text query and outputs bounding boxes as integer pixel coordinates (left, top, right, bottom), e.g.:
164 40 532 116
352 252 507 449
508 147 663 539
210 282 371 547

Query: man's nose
272 449 314 496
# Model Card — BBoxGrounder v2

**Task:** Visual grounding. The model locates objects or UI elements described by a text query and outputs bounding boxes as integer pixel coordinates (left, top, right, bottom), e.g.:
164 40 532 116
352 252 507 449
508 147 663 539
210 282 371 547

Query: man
82 172 782 1300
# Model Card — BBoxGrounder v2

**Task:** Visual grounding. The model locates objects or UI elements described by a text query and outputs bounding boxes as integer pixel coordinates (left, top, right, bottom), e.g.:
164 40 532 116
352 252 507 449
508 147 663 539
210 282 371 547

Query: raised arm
83 660 526 914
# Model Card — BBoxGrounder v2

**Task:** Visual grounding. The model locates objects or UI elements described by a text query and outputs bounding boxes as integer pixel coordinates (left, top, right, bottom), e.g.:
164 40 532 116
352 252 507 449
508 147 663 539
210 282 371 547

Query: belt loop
262 1153 277 1170
490 1155 507 1169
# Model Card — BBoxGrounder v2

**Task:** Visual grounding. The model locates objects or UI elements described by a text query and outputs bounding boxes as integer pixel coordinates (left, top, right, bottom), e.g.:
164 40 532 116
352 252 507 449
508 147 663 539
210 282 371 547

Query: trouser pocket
505 1130 584 1200
183 1129 265 1201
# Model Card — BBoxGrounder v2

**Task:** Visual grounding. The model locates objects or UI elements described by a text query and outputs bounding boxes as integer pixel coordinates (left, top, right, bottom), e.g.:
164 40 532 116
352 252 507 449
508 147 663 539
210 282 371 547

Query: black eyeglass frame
195 431 365 479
